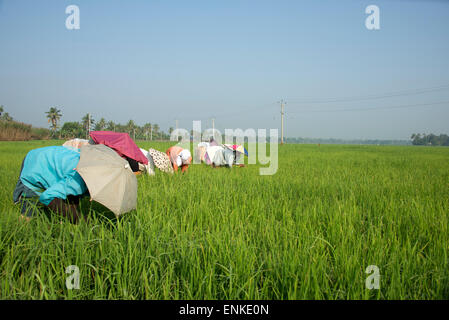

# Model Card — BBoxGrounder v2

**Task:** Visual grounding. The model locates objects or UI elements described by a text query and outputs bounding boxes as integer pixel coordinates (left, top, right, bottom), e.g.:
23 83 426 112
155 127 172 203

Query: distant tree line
49 109 172 141
411 133 449 146
285 137 412 145
3 104 449 146
1 105 174 141
0 105 51 141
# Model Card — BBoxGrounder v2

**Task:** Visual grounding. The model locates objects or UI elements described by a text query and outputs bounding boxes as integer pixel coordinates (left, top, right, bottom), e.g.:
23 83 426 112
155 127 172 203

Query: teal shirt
20 146 88 205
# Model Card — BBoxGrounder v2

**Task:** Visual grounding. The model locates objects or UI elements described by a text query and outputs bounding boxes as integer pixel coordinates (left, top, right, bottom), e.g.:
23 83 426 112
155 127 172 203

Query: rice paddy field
0 140 448 299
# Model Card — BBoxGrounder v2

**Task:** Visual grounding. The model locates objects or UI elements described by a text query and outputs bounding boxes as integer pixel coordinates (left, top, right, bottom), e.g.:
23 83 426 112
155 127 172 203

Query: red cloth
89 131 148 164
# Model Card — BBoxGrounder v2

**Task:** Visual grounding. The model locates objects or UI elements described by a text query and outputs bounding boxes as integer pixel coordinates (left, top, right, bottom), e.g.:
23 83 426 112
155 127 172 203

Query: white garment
198 142 210 148
176 156 182 167
205 146 223 165
222 148 235 167
63 138 89 149
140 148 149 159
206 146 234 167
179 149 191 164
139 148 155 175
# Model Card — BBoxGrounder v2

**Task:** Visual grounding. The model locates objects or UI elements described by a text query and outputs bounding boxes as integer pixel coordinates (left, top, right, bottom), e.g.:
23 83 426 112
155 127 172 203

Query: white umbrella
76 144 137 216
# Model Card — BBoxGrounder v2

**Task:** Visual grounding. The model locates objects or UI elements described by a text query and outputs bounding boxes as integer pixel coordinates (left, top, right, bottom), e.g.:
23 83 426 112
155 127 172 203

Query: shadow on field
79 198 135 228
16 197 130 228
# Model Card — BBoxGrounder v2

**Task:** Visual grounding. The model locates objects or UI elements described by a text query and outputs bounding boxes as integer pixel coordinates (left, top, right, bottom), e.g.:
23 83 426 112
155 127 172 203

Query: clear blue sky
1 0 448 140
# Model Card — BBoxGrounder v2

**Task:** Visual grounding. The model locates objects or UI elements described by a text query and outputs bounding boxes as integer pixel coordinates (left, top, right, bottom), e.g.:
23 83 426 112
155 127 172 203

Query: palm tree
143 123 152 141
126 120 136 140
106 120 116 131
1 112 13 122
82 113 95 138
135 125 144 140
153 124 160 141
95 117 106 131
45 107 62 135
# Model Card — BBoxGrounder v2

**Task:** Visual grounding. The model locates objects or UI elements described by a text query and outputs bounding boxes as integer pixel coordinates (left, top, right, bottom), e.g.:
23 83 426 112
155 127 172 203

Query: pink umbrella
89 131 148 164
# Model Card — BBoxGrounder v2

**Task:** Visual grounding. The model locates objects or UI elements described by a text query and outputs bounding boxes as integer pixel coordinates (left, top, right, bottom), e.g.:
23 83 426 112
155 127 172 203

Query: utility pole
212 118 215 139
150 127 153 141
278 100 286 145
87 113 91 139
175 119 179 130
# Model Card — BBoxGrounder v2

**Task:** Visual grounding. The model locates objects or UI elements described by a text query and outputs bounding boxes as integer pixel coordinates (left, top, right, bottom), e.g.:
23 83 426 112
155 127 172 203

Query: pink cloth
89 131 148 164
166 146 184 165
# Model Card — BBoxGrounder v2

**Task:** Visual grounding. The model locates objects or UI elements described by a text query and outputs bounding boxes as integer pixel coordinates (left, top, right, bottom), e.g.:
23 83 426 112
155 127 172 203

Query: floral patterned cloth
148 148 173 173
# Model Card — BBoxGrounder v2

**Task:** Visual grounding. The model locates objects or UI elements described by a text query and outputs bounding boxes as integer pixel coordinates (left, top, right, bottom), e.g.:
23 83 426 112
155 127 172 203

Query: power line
182 102 277 120
159 84 449 124
287 84 449 104
287 100 449 113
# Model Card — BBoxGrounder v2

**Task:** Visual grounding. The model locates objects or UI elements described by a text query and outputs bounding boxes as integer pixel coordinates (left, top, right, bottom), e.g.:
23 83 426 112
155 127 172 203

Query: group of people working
12 131 248 223
13 132 192 223
196 139 246 169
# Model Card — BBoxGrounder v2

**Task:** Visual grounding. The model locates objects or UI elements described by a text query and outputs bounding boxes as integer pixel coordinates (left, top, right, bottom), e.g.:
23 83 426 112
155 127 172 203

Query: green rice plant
0 140 448 299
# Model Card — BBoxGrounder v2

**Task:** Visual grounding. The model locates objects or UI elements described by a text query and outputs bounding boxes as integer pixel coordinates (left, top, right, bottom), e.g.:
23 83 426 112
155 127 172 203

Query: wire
164 84 449 120
287 100 449 113
287 84 449 104
189 102 278 119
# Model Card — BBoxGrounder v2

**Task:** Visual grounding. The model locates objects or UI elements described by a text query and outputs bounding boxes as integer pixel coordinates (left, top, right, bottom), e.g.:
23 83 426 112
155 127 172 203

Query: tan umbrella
76 144 137 216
